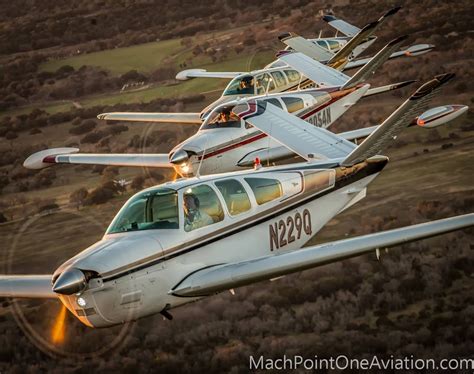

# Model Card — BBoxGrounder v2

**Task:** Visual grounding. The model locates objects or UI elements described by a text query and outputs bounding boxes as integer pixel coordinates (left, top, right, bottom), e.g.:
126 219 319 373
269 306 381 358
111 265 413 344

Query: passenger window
245 177 282 205
215 179 251 215
271 71 287 88
183 185 224 232
256 73 275 95
264 98 283 109
282 97 304 113
284 69 301 83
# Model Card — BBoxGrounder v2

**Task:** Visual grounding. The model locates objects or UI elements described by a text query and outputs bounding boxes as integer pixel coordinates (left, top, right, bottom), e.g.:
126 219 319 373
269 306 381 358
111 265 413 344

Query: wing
322 14 361 37
97 112 202 124
0 275 56 298
232 99 356 161
175 69 243 81
344 44 435 70
278 32 333 61
172 213 474 296
277 50 349 87
342 74 455 166
23 148 173 169
322 6 401 37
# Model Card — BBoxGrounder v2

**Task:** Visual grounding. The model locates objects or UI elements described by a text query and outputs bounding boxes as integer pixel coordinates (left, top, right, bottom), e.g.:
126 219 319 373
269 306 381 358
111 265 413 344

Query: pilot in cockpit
239 76 254 91
218 110 230 122
183 193 213 231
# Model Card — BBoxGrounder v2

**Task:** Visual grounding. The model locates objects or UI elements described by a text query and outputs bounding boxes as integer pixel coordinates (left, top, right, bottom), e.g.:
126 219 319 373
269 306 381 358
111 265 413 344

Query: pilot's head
184 193 200 221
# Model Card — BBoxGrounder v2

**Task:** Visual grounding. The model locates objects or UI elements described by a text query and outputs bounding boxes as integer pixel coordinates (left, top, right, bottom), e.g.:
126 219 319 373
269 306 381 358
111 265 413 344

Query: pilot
183 193 213 231
239 76 253 91
218 111 230 122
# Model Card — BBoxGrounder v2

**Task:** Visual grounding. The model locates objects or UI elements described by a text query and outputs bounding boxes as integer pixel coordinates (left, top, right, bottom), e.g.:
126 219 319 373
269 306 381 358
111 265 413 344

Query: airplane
2 74 472 328
24 36 421 177
97 7 433 126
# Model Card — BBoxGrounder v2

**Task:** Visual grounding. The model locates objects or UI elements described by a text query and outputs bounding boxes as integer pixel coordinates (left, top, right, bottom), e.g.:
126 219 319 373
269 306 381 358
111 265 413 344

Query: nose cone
170 149 189 165
53 268 87 295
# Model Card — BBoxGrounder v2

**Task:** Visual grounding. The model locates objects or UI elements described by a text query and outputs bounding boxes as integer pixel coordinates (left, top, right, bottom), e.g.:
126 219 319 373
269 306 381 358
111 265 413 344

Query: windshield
107 188 178 234
223 75 255 96
201 105 242 130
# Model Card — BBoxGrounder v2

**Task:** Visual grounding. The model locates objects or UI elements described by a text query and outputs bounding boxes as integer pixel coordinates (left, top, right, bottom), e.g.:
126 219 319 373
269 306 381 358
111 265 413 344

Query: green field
2 48 275 118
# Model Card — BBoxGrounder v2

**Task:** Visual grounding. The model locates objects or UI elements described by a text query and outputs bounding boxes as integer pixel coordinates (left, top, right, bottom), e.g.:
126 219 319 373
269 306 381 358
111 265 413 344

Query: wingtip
278 32 293 41
383 6 402 17
275 50 294 59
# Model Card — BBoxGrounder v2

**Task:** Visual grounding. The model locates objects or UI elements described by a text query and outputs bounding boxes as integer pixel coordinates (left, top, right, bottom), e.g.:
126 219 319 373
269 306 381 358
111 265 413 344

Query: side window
284 69 301 83
215 179 251 216
264 98 283 109
256 73 275 95
271 71 287 88
245 177 282 205
282 97 304 113
327 40 340 51
183 185 224 232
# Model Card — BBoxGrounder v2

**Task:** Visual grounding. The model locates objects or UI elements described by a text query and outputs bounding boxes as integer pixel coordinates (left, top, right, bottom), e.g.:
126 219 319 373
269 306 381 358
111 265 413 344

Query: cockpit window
327 40 340 51
200 105 242 130
223 75 255 96
215 179 251 215
184 184 224 231
271 71 287 88
282 97 304 113
107 188 178 234
316 40 329 50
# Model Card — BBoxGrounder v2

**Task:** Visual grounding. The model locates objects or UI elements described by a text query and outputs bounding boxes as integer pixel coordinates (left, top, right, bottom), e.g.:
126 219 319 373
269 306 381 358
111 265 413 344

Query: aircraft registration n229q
1 74 472 328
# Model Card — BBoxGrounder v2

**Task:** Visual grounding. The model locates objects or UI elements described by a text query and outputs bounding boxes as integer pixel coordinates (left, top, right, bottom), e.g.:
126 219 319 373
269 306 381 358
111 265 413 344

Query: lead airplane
2 74 472 328
24 36 422 177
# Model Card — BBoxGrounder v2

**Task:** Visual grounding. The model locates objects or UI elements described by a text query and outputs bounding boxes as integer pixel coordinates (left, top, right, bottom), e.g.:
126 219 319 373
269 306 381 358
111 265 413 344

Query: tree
69 187 89 210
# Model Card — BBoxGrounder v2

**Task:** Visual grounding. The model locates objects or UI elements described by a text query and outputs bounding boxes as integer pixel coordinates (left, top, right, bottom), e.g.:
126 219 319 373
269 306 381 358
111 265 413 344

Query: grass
40 39 186 74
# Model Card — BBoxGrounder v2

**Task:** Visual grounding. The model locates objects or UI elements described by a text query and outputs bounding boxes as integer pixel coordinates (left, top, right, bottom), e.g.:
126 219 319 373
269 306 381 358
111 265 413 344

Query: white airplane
24 37 420 177
97 7 433 126
2 74 472 328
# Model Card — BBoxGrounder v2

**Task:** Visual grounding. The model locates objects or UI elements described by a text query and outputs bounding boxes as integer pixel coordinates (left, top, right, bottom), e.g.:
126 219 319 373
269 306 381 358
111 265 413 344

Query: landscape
0 0 473 372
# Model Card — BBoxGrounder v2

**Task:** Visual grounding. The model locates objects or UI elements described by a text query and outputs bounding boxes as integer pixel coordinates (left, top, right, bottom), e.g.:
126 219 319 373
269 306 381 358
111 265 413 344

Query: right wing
278 32 334 61
232 99 356 161
172 213 474 297
175 69 243 81
0 275 55 298
23 148 173 169
97 112 202 124
344 44 435 70
343 73 455 166
277 50 350 87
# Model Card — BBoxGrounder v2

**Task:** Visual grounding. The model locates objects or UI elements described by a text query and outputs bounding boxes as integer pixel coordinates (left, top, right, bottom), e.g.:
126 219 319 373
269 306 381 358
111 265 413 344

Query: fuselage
170 84 369 176
53 156 388 327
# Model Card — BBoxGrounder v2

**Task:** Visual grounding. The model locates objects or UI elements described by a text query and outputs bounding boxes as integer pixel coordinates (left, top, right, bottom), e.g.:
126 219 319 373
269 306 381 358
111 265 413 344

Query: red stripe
43 156 57 163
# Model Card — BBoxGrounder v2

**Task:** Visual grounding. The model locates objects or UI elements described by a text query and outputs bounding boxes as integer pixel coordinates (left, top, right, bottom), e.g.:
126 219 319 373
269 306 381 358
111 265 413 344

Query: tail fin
342 74 455 166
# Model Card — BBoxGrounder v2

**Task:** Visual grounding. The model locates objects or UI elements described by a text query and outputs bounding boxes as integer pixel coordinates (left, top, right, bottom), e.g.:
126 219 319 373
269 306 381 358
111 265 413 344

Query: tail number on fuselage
307 107 331 128
269 209 312 251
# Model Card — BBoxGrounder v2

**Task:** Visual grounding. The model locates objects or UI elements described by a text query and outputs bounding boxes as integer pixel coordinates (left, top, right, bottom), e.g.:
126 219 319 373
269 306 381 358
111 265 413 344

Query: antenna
196 133 210 178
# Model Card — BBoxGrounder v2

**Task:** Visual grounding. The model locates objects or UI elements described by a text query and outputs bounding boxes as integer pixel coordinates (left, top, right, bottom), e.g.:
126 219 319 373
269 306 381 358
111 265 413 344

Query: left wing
97 112 202 124
232 99 356 161
0 275 55 298
172 213 474 297
175 69 243 81
23 148 173 169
